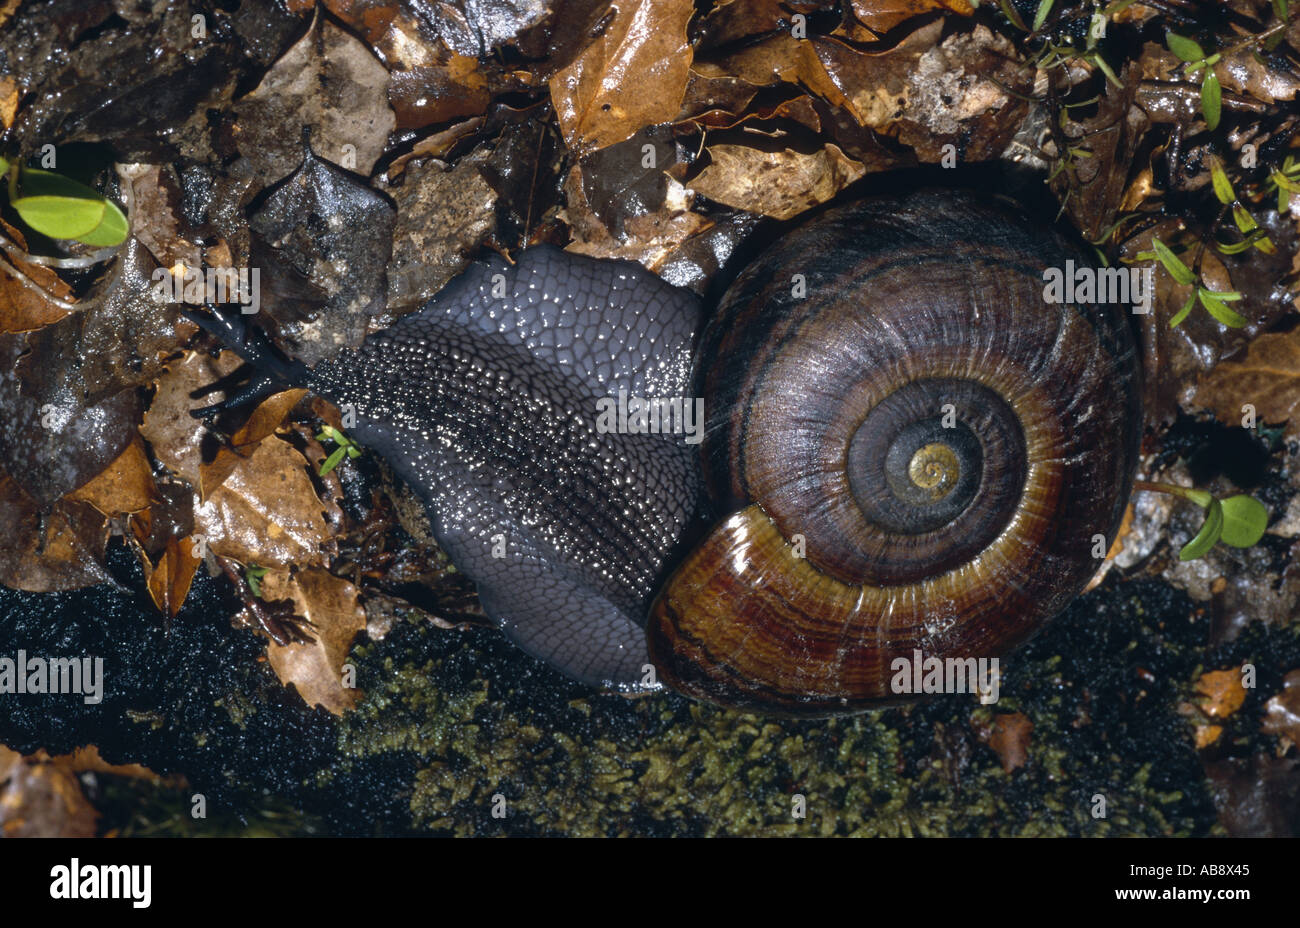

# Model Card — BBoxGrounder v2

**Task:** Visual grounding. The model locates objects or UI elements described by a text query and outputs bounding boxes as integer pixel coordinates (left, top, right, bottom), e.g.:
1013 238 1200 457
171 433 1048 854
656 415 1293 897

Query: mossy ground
3 542 1296 836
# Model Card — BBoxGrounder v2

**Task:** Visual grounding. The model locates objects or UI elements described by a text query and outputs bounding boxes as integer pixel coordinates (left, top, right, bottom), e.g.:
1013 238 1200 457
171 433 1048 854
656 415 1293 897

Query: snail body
199 189 1142 716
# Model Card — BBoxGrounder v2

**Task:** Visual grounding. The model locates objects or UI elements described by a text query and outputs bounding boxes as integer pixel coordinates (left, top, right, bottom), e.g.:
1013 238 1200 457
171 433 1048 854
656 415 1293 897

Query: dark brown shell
646 190 1143 716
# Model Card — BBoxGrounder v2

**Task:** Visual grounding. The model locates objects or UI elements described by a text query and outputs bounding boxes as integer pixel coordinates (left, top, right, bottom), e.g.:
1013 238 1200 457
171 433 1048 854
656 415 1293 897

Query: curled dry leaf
549 0 695 155
1196 330 1300 440
261 567 366 715
691 142 866 220
143 534 202 619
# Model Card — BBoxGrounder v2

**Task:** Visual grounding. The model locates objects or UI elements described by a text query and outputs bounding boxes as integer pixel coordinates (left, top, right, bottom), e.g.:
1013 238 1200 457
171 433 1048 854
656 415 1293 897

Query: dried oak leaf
549 0 695 155
983 712 1033 773
0 745 97 838
1196 330 1300 440
691 142 866 220
262 567 366 715
236 16 396 186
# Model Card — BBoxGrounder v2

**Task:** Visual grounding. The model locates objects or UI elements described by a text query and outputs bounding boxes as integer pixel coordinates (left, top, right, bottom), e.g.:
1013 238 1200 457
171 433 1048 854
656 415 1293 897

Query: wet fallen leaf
384 152 498 311
200 388 308 499
691 142 865 220
68 435 156 517
140 350 245 489
193 435 335 569
0 218 74 332
0 469 110 592
249 142 397 364
1196 330 1300 440
143 533 202 619
262 567 366 715
549 0 695 155
390 56 491 130
848 0 974 35
237 16 396 185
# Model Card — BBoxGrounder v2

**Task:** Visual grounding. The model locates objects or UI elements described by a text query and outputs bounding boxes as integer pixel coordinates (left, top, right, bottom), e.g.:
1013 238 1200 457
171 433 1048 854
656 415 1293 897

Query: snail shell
646 190 1143 715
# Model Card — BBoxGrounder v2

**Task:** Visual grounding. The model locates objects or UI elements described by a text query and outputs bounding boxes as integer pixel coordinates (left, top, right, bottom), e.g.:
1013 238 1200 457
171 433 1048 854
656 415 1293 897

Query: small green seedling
316 425 362 476
1138 237 1247 328
1207 157 1276 255
1267 155 1300 215
1166 32 1222 130
245 564 269 598
0 155 128 247
1136 481 1268 561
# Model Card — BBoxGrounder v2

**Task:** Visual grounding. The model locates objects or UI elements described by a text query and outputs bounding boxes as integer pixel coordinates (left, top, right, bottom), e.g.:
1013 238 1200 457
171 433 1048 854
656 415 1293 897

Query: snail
187 188 1142 717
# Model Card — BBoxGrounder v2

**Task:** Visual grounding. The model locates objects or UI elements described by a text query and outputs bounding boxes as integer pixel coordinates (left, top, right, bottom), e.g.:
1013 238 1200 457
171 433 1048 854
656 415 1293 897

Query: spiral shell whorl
648 191 1142 715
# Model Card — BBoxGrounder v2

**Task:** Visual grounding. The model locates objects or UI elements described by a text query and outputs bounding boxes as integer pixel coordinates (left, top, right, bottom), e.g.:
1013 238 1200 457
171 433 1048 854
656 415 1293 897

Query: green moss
321 578 1298 835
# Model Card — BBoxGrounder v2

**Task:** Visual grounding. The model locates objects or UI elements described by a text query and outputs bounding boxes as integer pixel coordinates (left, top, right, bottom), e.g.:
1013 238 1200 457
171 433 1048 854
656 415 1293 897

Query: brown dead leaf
696 33 854 113
691 142 865 220
0 74 18 128
549 0 695 155
848 0 973 35
984 712 1033 773
0 744 97 838
68 435 155 516
1197 330 1300 440
0 469 110 592
200 387 308 499
1197 668 1249 719
56 745 169 782
194 435 334 569
812 24 1030 161
144 533 202 618
236 16 396 184
262 567 366 715
140 349 245 488
0 218 74 332
390 55 491 130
